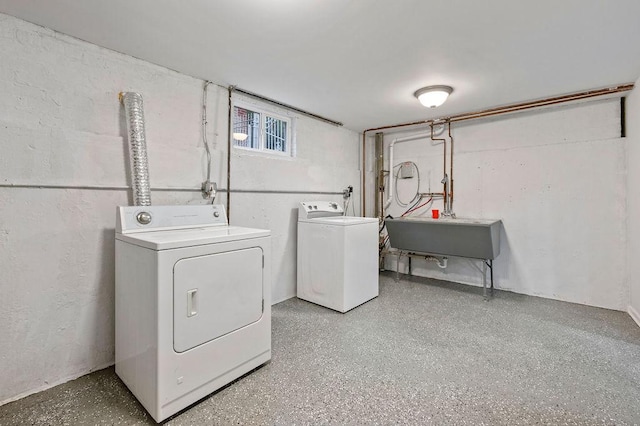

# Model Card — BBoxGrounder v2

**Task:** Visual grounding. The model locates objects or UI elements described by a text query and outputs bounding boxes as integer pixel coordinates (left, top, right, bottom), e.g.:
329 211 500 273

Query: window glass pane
265 116 287 152
233 106 260 149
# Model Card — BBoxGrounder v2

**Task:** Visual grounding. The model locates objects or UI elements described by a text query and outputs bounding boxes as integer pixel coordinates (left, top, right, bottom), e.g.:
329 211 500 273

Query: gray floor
2 273 640 425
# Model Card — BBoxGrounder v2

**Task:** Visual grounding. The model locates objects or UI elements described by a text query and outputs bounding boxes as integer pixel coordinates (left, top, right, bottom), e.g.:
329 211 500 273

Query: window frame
232 100 294 158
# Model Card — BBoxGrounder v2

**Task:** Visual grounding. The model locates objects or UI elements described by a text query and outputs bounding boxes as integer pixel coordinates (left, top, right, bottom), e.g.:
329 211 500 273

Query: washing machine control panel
298 201 344 220
117 204 228 233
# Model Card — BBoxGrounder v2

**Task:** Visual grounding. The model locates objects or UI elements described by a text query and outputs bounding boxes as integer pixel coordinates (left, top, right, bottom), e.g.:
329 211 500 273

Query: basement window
233 102 293 156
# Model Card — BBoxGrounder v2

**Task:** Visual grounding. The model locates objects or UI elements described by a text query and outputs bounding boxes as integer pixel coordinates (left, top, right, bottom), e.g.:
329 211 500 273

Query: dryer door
173 247 263 353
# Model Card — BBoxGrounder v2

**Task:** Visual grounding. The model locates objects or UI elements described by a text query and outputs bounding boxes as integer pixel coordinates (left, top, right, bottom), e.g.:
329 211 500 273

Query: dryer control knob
136 211 152 225
213 211 220 218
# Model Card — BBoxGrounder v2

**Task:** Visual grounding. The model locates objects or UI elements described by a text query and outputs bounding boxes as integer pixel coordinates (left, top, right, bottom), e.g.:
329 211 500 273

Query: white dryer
115 204 271 422
297 201 379 313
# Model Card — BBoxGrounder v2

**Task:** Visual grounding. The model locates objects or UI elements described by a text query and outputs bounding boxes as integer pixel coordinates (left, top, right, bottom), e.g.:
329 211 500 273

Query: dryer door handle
187 289 198 317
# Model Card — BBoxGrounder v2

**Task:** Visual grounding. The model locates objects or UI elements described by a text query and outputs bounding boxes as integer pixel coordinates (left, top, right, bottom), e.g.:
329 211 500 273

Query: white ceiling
1 0 640 131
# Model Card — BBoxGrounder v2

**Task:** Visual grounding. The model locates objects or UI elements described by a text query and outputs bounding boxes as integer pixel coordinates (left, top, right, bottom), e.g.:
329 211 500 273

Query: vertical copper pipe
448 122 454 210
373 132 379 219
362 131 367 217
374 132 385 220
442 126 447 212
431 123 447 211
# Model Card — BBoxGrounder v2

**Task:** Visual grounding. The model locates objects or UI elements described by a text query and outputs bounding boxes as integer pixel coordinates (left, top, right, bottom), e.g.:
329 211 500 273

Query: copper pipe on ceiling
446 84 633 123
360 83 634 217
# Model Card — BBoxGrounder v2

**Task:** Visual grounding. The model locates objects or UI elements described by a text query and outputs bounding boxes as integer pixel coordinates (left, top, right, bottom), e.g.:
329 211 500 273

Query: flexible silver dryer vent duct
120 92 152 206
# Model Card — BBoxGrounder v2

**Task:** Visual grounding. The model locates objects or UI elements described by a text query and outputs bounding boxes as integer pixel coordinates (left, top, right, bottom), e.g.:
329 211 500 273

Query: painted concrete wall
627 80 640 326
0 14 359 404
383 99 628 311
228 94 361 303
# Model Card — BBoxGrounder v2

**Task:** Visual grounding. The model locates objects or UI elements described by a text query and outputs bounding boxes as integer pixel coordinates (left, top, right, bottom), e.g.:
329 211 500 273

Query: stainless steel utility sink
385 217 502 260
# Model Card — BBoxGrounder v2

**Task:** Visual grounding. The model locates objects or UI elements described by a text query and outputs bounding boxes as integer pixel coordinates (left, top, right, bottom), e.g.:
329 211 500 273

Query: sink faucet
440 174 456 218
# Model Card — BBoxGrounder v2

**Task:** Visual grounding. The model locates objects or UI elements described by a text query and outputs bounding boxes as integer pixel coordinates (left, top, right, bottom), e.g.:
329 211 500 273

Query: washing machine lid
116 225 269 250
299 216 379 226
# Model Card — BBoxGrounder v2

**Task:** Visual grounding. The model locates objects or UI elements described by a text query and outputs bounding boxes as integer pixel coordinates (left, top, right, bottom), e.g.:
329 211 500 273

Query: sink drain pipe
395 251 448 279
120 92 152 206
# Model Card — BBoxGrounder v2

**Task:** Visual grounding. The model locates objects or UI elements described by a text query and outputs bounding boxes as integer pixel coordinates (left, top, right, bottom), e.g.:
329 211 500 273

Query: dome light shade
414 85 453 108
233 132 249 141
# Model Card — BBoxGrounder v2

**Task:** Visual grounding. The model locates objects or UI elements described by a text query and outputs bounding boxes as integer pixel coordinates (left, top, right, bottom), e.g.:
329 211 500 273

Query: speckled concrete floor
2 273 640 425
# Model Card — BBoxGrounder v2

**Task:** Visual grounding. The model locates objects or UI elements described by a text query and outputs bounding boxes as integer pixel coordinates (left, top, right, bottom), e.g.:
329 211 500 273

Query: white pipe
396 252 449 270
436 257 448 269
384 132 432 210
424 255 448 268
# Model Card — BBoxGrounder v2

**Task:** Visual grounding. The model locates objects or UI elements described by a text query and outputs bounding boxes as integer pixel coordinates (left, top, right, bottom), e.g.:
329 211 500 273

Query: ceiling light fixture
233 132 248 141
414 85 453 108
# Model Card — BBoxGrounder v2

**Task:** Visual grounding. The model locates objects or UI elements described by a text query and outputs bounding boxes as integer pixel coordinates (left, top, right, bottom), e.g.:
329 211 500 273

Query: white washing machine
297 201 379 313
115 204 271 422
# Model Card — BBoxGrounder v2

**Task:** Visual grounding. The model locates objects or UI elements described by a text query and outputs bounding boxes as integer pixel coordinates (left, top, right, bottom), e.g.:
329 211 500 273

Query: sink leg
482 260 488 301
490 259 494 297
396 251 402 282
